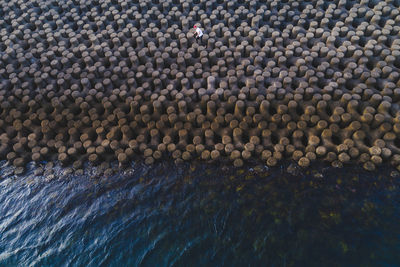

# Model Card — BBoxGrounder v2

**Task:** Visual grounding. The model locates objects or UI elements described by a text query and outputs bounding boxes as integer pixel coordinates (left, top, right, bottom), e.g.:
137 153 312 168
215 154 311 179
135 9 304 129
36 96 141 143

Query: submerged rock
287 163 300 176
33 167 43 176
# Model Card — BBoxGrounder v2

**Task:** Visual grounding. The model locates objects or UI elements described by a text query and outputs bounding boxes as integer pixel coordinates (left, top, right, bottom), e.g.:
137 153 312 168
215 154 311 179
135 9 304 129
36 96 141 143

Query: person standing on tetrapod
194 25 203 45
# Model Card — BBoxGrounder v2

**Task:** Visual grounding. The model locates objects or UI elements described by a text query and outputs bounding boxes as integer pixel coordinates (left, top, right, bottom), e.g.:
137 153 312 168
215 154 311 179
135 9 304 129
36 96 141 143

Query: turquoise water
0 161 399 266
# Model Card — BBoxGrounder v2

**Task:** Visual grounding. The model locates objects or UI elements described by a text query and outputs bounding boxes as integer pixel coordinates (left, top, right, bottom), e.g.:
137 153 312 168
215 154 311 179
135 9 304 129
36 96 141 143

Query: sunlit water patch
0 160 399 266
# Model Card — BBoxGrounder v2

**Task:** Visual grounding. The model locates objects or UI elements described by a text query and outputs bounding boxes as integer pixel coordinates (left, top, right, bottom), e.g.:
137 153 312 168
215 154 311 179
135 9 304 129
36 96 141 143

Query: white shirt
196 28 203 37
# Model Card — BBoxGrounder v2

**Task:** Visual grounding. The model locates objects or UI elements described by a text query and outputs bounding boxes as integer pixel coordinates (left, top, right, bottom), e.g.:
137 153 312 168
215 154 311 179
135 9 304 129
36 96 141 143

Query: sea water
0 160 399 266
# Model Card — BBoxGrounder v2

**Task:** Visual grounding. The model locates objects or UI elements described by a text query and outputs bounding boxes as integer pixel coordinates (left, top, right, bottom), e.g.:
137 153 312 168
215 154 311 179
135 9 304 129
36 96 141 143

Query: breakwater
0 0 400 174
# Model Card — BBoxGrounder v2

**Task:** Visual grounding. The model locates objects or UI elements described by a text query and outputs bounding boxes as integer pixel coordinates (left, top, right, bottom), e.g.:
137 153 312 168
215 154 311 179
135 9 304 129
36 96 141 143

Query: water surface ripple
0 161 399 266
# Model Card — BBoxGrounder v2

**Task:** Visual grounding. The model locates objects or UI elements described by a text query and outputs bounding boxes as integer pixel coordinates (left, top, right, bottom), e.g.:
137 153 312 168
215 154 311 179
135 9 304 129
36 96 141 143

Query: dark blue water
0 160 399 266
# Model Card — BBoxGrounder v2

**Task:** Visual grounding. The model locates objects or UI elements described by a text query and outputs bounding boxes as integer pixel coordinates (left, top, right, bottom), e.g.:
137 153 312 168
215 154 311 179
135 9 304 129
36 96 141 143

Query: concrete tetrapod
0 0 400 174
